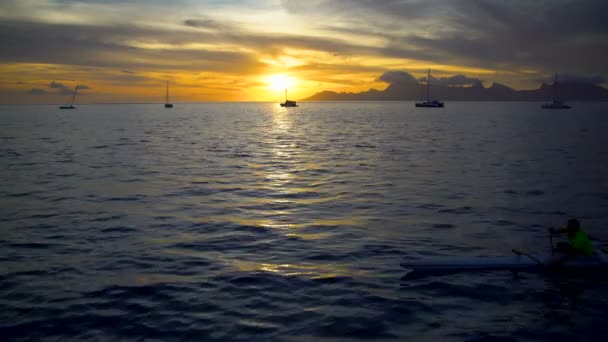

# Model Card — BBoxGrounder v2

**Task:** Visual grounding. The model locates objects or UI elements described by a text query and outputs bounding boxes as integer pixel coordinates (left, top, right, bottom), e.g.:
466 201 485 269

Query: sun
267 74 295 91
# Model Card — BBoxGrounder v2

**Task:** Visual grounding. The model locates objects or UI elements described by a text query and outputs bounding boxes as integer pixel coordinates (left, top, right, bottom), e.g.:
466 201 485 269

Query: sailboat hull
280 99 298 107
59 105 76 109
415 101 444 108
542 103 570 109
164 104 173 108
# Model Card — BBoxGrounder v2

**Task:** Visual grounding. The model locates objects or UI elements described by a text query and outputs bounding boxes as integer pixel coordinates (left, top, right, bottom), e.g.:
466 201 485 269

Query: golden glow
1 58 521 104
0 1 571 104
266 74 295 92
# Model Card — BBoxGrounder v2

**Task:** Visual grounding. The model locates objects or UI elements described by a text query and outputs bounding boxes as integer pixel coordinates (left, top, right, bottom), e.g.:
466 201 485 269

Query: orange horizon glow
0 62 512 104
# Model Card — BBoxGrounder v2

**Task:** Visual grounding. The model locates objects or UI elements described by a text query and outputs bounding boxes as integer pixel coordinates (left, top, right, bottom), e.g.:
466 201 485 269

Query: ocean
1 102 608 341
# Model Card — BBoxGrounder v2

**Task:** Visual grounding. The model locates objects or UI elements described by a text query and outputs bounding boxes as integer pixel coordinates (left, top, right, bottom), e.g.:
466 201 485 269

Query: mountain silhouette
303 79 608 102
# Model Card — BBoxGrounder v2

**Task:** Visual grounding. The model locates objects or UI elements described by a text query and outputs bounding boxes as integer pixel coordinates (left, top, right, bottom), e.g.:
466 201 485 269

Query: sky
0 0 607 103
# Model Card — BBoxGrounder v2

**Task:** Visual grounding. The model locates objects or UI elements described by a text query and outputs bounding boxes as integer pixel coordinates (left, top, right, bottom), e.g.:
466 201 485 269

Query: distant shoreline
1 100 608 106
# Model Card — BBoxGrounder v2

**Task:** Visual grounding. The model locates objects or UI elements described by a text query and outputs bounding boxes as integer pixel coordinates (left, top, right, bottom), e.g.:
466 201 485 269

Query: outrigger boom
401 248 608 274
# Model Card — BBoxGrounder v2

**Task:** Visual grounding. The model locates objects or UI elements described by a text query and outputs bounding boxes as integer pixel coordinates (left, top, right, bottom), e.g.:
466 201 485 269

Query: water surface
1 102 608 341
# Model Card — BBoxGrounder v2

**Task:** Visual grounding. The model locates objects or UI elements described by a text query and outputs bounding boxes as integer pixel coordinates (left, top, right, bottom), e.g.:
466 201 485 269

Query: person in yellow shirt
549 218 593 265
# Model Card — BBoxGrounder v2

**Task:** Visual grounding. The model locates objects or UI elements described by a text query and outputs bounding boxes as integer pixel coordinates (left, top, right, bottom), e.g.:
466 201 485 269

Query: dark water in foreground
1 102 608 341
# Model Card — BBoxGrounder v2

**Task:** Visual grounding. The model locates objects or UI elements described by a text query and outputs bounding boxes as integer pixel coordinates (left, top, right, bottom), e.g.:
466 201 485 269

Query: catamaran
542 74 570 109
59 84 78 109
415 69 444 108
164 80 173 108
280 89 298 107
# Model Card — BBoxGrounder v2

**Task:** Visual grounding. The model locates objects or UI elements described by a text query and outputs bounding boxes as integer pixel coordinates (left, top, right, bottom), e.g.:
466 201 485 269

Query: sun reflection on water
230 260 367 279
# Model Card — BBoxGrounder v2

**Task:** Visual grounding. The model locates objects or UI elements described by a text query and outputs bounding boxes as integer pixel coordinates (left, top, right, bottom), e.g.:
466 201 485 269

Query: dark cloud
49 81 70 91
378 71 417 84
377 71 484 87
406 0 608 73
0 19 388 77
28 88 46 95
0 21 265 73
0 20 375 75
281 0 433 21
284 0 608 77
47 81 89 94
420 74 484 87
184 19 234 31
554 74 605 85
0 0 606 91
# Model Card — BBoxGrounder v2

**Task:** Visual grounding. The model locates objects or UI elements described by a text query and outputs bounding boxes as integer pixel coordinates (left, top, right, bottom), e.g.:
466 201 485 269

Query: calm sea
1 102 608 341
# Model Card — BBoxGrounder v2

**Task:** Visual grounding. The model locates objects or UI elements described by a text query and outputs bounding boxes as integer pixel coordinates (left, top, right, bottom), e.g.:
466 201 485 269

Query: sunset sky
1 0 607 103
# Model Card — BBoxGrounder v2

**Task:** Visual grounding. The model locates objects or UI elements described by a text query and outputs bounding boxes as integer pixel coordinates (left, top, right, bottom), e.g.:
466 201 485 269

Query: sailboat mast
426 69 430 101
166 81 169 103
285 88 287 101
71 84 78 106
553 73 557 102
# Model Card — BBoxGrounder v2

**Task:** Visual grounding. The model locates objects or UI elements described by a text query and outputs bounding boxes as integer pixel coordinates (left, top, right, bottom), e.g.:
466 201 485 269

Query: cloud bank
424 75 484 87
378 71 418 85
0 0 606 102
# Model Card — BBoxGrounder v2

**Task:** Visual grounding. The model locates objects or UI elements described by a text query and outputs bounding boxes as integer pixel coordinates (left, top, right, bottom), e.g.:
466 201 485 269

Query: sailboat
542 74 570 109
280 89 298 107
415 69 444 108
164 81 173 108
59 84 78 109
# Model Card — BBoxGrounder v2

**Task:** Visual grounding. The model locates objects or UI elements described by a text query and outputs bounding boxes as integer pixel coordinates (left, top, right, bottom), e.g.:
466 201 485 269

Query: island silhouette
303 72 608 102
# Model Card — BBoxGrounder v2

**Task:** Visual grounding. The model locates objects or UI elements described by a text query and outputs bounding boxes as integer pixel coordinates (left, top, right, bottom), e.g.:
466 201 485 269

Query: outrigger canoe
401 248 608 274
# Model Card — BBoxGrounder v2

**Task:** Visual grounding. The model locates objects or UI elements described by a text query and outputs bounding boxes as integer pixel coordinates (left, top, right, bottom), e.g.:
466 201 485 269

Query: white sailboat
415 69 444 108
542 74 570 109
164 81 173 108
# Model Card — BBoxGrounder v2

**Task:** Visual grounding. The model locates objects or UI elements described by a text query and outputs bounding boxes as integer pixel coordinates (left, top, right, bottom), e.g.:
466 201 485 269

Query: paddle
549 228 554 256
512 249 544 265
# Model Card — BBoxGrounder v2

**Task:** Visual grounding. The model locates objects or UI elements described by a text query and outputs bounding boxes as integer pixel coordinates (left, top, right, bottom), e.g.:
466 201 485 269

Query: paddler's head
566 218 580 235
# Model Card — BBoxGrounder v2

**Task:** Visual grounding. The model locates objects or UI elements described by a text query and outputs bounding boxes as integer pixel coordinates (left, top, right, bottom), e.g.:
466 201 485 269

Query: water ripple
1 103 607 340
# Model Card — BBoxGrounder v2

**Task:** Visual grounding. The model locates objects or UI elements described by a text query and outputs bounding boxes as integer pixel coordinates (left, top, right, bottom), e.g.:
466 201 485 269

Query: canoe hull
401 254 607 272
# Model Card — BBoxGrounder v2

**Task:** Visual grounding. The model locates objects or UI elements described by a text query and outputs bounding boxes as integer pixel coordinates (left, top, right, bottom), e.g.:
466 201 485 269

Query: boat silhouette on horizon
416 69 444 108
59 83 78 109
280 89 298 107
542 74 570 109
164 80 173 108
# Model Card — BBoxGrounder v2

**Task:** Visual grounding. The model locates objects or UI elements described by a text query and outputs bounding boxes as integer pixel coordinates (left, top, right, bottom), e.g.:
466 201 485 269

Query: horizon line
2 100 608 106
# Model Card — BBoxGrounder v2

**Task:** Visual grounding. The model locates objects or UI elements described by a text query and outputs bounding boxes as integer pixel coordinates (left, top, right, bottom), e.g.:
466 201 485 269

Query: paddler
549 218 593 265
